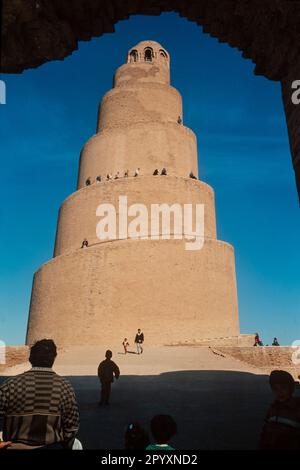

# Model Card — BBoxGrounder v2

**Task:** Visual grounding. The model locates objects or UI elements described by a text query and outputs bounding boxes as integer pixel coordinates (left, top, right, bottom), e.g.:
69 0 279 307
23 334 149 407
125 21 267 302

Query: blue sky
0 13 299 346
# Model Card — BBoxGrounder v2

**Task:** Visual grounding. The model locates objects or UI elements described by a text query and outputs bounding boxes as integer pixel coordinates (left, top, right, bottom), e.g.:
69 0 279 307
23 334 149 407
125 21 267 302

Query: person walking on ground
97 350 120 406
146 415 177 451
135 329 144 355
259 370 300 449
122 338 130 354
0 339 80 449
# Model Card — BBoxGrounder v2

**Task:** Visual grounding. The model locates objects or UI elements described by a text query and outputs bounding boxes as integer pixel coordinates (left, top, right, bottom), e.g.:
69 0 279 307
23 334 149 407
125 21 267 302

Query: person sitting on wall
272 337 280 346
115 172 120 179
254 333 263 346
146 415 177 451
0 339 80 449
259 370 300 449
85 178 91 186
106 174 113 180
96 175 102 183
161 168 167 176
177 116 182 124
124 170 129 177
153 169 159 175
97 350 120 406
81 238 88 248
189 171 197 179
134 168 140 177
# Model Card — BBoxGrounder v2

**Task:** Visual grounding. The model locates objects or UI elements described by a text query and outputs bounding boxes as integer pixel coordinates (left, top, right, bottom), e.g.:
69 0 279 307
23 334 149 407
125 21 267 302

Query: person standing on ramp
135 329 144 355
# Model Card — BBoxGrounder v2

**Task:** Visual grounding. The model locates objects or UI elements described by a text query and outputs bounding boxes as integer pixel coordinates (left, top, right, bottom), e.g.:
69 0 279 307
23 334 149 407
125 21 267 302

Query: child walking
122 338 130 354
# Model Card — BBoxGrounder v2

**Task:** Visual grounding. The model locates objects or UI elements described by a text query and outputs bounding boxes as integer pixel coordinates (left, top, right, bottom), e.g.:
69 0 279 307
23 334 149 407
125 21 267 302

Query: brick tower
26 41 240 346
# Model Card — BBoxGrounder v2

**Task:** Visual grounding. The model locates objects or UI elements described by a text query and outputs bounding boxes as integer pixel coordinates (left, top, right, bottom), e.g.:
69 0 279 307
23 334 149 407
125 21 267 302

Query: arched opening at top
129 50 138 63
159 49 168 60
2 5 298 200
144 48 153 62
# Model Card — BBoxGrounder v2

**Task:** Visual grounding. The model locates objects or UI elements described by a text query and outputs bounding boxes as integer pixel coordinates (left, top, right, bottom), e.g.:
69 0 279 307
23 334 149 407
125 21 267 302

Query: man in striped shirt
0 339 80 449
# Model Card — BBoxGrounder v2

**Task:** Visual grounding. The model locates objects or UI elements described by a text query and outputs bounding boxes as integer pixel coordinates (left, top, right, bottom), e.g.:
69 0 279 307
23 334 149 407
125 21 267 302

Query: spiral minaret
26 41 240 346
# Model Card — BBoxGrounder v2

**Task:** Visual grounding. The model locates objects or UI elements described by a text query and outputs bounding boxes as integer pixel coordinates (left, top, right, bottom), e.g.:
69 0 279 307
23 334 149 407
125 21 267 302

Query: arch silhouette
1 1 299 199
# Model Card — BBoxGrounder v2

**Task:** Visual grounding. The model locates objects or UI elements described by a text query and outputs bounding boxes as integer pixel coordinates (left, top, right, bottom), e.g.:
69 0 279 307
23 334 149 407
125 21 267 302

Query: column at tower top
114 40 170 87
78 39 198 186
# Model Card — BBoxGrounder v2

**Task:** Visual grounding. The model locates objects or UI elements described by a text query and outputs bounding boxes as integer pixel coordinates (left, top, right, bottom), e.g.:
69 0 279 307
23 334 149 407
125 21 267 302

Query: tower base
26 238 239 347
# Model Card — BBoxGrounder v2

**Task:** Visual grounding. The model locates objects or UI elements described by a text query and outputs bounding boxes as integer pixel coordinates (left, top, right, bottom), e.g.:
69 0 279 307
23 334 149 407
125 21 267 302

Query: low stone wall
0 346 29 373
216 346 300 380
167 334 255 347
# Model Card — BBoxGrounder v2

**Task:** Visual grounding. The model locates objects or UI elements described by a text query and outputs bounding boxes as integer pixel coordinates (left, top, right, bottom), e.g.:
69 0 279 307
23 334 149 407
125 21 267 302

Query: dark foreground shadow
0 370 284 450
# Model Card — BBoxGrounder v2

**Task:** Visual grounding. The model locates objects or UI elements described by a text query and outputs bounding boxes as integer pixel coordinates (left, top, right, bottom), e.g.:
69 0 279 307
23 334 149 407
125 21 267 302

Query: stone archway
1 0 300 199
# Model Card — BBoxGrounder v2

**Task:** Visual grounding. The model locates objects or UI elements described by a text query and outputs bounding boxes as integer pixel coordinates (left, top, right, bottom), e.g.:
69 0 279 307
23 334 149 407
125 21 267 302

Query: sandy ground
0 345 281 449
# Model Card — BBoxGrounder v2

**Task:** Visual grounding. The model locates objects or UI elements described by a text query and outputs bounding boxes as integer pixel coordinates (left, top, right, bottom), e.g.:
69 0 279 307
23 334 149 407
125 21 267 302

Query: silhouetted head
269 370 295 401
29 339 57 368
105 350 112 359
138 329 141 333
124 422 150 450
150 415 177 444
